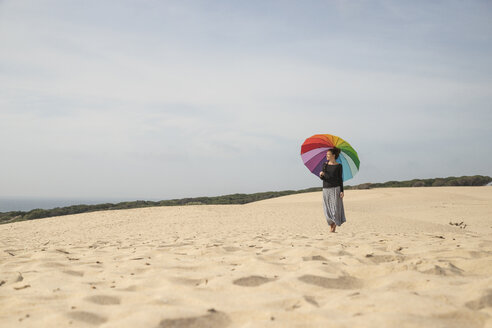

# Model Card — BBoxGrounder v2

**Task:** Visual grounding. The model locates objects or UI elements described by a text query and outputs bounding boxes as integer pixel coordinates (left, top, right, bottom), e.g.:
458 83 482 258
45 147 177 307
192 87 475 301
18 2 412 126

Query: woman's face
326 151 333 160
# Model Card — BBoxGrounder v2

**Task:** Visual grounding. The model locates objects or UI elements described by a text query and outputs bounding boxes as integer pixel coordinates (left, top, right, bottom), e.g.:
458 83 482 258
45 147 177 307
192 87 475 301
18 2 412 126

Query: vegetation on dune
1 175 490 225
352 175 491 189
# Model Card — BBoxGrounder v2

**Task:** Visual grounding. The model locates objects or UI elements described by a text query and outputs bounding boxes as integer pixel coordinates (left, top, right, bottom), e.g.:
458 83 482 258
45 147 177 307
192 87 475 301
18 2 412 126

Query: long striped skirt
322 186 346 226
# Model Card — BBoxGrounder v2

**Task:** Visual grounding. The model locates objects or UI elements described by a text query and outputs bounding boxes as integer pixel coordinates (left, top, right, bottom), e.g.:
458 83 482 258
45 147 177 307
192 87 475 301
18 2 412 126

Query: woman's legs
323 187 338 232
329 221 336 232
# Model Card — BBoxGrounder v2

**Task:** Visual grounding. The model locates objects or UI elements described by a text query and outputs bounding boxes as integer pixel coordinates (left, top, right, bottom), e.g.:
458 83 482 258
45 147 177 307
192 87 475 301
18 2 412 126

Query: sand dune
1 186 491 327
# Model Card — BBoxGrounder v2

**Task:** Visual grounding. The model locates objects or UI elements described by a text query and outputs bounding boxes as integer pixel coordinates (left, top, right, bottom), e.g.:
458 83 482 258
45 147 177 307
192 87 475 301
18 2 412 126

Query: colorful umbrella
301 134 360 181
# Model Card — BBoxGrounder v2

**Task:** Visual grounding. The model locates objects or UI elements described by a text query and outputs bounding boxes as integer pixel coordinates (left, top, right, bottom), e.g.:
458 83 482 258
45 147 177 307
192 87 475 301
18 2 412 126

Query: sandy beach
1 186 491 327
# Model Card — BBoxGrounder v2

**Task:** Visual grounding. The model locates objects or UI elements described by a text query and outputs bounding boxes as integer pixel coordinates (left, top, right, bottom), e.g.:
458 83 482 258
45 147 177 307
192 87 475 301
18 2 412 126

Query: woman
319 148 346 232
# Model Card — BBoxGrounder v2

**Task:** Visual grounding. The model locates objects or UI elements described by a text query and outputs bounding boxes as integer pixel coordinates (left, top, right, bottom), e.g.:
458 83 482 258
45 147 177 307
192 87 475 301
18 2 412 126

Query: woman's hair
327 147 341 159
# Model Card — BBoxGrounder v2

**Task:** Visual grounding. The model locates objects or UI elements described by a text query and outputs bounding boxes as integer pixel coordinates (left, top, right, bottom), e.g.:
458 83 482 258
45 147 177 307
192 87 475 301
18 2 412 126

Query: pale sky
1 0 491 200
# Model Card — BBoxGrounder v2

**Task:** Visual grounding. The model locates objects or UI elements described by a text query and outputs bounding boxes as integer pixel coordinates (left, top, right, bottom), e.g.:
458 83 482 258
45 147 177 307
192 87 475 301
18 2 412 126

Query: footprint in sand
42 262 66 268
84 295 121 305
298 274 363 289
421 263 464 276
233 275 276 287
431 309 489 328
119 285 138 292
157 309 231 328
170 277 208 286
364 254 405 264
467 250 492 258
302 255 327 261
222 246 241 252
303 295 319 307
465 289 492 310
67 311 107 325
63 270 84 277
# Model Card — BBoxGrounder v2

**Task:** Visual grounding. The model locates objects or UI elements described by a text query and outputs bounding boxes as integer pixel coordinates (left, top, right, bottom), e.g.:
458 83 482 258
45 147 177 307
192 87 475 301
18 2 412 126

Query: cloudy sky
1 0 491 201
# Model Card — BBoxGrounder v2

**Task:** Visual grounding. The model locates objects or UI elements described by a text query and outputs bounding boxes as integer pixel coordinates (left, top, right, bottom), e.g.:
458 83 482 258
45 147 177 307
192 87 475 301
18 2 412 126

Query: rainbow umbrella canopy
301 134 360 181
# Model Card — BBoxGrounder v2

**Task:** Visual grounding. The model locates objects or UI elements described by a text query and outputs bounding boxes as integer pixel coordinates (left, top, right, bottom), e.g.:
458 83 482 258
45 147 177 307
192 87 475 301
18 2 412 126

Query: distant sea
0 197 157 213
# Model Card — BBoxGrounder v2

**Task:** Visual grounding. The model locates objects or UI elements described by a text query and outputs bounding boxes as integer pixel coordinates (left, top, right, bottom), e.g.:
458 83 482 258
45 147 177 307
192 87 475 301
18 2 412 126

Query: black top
320 162 344 192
